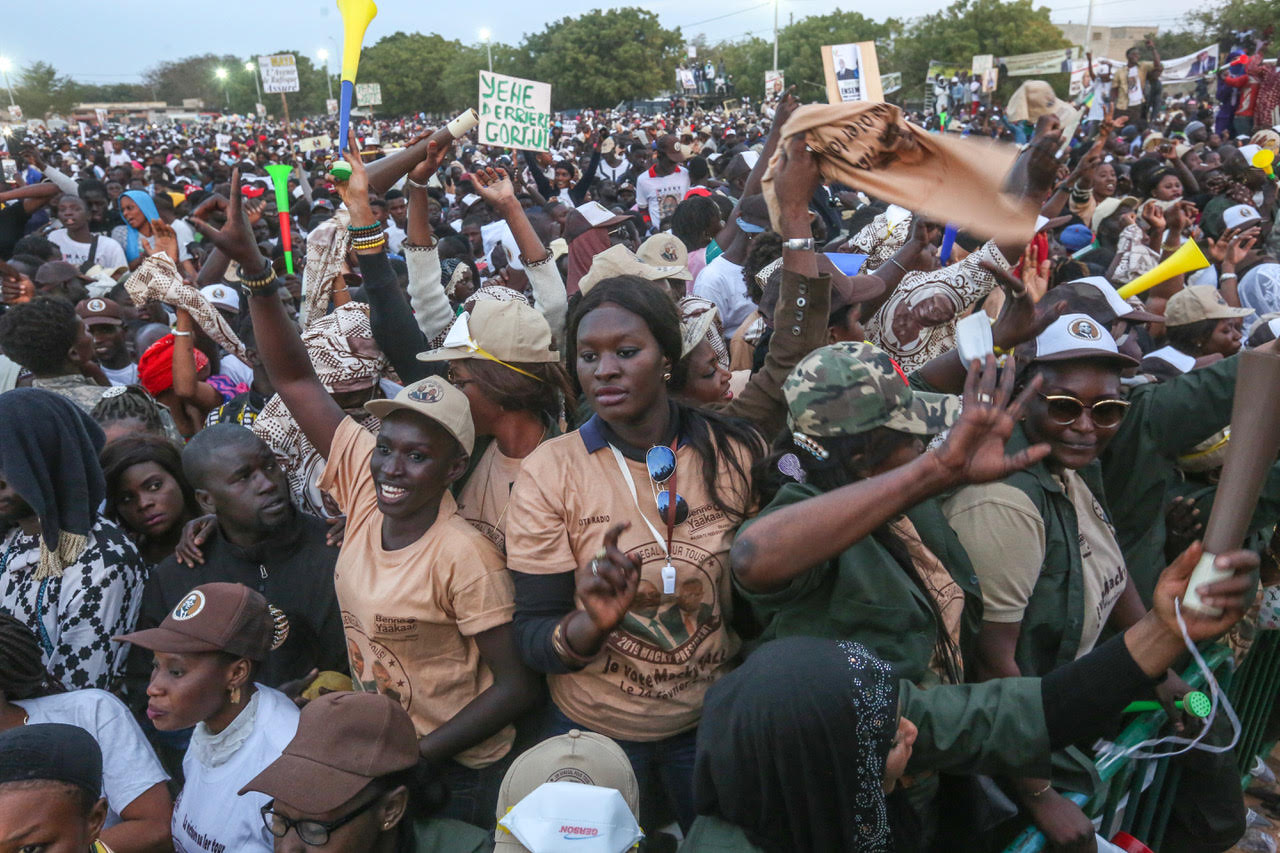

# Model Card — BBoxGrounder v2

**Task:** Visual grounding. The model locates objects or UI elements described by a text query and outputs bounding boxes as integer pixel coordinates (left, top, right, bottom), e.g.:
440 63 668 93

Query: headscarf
301 208 352 328
0 723 102 796
440 258 469 298
678 296 729 369
124 254 248 361
694 636 899 853
566 211 614 295
0 389 106 579
137 334 209 396
119 190 161 262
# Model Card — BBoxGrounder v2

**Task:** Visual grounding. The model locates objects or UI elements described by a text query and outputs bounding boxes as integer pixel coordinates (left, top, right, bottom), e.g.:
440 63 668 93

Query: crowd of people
0 32 1279 853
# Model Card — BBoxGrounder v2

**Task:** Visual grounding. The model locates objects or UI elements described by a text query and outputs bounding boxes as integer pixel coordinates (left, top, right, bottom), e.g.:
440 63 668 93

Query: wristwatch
783 237 815 252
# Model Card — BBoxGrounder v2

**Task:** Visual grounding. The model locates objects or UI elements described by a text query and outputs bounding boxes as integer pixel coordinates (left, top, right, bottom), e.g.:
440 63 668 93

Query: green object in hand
1123 690 1212 719
330 160 353 181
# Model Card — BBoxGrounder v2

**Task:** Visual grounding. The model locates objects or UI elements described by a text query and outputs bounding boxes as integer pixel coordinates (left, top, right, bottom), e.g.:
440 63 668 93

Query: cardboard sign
355 83 382 107
298 134 333 152
479 70 551 152
821 43 883 104
971 54 997 93
258 54 300 94
765 69 785 98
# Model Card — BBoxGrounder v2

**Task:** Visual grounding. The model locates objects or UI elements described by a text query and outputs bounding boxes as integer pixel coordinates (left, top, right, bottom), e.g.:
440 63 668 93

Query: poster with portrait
1159 45 1219 83
765 69 785 99
821 42 883 104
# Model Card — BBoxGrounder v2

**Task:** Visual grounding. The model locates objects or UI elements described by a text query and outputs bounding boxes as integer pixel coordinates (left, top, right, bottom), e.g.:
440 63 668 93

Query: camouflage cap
783 341 960 437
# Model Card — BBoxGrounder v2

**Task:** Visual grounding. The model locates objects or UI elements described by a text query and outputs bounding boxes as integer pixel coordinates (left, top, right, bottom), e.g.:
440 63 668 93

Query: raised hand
575 522 642 637
187 168 265 269
331 128 370 208
984 255 1065 351
472 166 519 209
408 138 453 186
930 356 1050 486
141 218 180 264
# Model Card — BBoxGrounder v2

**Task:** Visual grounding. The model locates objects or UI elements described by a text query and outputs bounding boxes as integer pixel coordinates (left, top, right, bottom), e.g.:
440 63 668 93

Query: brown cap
1055 277 1163 325
656 134 686 163
417 301 560 365
1164 285 1255 327
75 297 124 326
239 692 418 813
365 376 476 455
35 261 92 286
115 582 286 661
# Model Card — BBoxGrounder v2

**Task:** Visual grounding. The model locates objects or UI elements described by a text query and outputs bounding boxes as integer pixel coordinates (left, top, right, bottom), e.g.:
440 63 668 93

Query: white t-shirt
16 689 168 829
172 685 300 853
387 221 407 254
692 254 753 336
102 362 140 386
219 353 255 388
109 151 132 167
596 159 630 183
47 229 128 271
170 218 197 258
635 165 690 231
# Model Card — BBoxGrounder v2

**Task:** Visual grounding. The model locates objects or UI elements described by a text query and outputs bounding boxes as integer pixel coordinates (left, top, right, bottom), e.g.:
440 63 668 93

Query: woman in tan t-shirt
505 275 766 832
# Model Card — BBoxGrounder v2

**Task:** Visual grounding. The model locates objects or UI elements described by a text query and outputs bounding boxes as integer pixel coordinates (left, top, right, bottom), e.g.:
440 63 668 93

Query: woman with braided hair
0 612 173 852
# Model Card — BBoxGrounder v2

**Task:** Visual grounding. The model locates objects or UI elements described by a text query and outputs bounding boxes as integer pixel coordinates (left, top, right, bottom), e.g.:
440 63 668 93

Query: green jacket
735 482 983 685
1101 356 1241 604
1168 461 1280 555
999 425 1113 677
677 675 1050 852
410 817 489 852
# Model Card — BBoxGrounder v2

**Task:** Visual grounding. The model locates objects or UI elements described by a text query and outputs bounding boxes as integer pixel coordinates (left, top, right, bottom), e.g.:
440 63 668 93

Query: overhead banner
479 70 551 152
821 42 883 104
355 83 382 107
258 54 300 94
1159 45 1219 83
998 46 1082 77
880 72 902 95
765 69 785 98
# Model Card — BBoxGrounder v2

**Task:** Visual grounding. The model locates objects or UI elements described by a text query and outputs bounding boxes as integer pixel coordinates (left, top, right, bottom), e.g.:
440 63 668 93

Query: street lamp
0 57 15 108
245 60 262 103
478 28 492 73
317 48 334 100
214 67 229 108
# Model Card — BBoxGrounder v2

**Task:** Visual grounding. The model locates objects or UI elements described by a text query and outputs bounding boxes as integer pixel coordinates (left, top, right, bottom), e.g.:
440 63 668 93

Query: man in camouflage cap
783 341 959 447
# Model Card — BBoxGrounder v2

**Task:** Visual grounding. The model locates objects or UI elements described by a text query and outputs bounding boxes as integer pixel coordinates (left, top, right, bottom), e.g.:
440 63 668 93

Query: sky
3 0 1211 85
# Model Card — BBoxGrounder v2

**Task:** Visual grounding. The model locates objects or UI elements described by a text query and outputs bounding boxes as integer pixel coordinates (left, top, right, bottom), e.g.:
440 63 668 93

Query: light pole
245 60 261 103
479 29 492 73
0 57 15 107
317 48 334 100
214 67 229 108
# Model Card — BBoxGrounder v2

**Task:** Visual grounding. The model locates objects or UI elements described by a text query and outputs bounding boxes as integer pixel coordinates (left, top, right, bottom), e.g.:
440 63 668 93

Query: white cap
1222 203 1261 232
1030 313 1138 366
199 284 239 313
1239 143 1262 163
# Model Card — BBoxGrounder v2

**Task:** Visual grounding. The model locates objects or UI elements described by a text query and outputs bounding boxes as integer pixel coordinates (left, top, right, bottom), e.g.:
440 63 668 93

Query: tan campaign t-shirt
943 469 1127 657
320 418 516 769
505 425 751 742
455 442 525 556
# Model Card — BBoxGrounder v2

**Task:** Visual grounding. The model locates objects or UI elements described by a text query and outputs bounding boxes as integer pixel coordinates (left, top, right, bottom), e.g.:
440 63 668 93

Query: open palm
932 356 1049 485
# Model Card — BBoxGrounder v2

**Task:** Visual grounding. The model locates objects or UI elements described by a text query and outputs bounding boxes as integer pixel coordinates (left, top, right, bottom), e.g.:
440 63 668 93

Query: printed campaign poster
971 54 998 93
999 47 1082 77
880 72 902 95
479 70 552 152
822 42 883 104
257 54 300 94
1159 45 1219 83
765 70 785 99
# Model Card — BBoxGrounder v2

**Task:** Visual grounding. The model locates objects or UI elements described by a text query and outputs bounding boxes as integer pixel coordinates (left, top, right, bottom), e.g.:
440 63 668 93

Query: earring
663 371 672 382
229 685 241 705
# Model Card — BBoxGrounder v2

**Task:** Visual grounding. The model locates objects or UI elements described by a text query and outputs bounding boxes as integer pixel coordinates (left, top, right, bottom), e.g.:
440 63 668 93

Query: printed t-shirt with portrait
455 441 525 556
320 417 517 769
942 468 1127 657
505 417 752 742
636 165 691 230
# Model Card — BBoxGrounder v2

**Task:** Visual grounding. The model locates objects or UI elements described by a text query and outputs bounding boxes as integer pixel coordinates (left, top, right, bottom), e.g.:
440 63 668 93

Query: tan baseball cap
1090 195 1141 232
493 730 639 851
417 301 559 365
365 376 476 455
115 582 286 661
239 692 418 813
637 233 692 280
578 243 688 295
1164 285 1255 327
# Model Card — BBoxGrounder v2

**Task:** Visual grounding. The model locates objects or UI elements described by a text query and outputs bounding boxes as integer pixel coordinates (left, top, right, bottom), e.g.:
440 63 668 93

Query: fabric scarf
301 208 352 328
678 296 730 369
119 190 161 262
441 257 465 298
124 254 248 361
694 635 899 853
761 103 1036 244
567 220 613 295
189 687 261 768
0 389 106 579
137 334 210 396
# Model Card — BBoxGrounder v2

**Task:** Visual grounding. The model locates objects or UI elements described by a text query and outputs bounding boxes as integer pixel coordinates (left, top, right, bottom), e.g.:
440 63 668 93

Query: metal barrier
1230 630 1280 778
1002 645 1235 853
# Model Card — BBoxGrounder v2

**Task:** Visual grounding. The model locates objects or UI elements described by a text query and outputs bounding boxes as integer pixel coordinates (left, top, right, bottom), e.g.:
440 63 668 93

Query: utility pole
772 0 779 71
1083 0 1095 54
246 61 261 103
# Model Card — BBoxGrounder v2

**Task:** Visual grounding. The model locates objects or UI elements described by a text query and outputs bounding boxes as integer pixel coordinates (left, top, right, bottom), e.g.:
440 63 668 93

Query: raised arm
190 166 345 459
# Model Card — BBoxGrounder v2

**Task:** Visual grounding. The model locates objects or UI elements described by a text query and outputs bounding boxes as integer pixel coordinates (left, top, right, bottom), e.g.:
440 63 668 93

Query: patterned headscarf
301 208 352 328
678 296 729 369
124 254 248 361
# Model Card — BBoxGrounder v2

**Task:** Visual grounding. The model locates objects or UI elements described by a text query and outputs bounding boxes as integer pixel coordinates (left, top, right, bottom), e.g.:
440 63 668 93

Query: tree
359 32 475 116
1185 0 1280 47
777 10 898 102
523 8 684 108
13 62 78 119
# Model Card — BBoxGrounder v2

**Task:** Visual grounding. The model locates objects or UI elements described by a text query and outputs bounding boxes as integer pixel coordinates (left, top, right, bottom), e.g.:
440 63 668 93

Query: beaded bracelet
238 261 279 294
351 236 387 252
351 230 387 245
347 222 383 234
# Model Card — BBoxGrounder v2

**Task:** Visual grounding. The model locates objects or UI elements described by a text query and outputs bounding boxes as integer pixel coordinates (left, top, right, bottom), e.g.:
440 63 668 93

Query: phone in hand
0 159 15 183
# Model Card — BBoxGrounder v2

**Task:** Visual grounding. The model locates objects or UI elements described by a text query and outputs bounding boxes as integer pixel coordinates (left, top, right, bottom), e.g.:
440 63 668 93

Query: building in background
1055 24 1158 61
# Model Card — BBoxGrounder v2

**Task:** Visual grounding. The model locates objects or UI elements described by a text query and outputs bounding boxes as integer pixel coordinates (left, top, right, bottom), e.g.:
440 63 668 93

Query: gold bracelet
551 614 596 670
238 262 278 293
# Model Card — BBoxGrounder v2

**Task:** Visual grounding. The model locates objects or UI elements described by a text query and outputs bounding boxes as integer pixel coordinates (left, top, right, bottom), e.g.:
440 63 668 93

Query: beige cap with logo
1164 285 1255 327
417 301 559 365
637 233 692 281
365 376 476 455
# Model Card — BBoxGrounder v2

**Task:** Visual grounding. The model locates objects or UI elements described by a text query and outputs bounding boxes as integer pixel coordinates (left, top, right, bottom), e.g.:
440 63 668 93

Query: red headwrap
138 334 209 395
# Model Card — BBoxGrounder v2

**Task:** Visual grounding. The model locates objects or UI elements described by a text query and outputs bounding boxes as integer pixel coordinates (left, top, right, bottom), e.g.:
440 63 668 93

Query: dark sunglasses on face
646 445 689 524
1039 392 1130 428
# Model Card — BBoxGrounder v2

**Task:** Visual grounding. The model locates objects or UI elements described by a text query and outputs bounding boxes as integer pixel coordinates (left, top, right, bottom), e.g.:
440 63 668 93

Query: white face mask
498 782 643 853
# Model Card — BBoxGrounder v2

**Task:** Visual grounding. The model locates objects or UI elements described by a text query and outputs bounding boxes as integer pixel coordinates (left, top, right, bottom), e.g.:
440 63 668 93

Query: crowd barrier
1002 633 1280 853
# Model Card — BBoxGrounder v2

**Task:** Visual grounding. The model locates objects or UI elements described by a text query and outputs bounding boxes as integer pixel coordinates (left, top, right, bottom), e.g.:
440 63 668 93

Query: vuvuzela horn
1116 239 1209 300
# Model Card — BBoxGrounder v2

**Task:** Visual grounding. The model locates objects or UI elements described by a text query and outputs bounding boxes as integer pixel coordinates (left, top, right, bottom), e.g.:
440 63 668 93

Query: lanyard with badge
609 440 683 594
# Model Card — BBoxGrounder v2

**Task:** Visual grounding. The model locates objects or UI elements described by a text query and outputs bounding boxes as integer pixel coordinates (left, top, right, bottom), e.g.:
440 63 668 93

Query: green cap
783 341 960 438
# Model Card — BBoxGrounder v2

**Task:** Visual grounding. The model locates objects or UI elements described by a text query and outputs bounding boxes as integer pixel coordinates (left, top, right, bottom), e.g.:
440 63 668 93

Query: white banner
479 70 551 152
258 54 300 94
999 47 1082 77
355 83 382 107
1159 45 1219 83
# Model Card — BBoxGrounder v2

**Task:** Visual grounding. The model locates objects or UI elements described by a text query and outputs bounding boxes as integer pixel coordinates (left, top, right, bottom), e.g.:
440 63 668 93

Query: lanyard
609 439 680 593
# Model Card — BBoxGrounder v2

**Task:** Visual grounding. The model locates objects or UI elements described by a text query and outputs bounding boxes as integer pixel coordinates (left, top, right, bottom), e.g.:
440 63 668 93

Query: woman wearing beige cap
1162 284 1255 359
116 582 297 853
200 156 540 829
242 692 487 853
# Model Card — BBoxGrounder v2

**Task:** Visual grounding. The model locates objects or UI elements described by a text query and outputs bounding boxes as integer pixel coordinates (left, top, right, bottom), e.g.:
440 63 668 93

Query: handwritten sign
479 71 551 153
258 54 300 94
355 83 382 107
